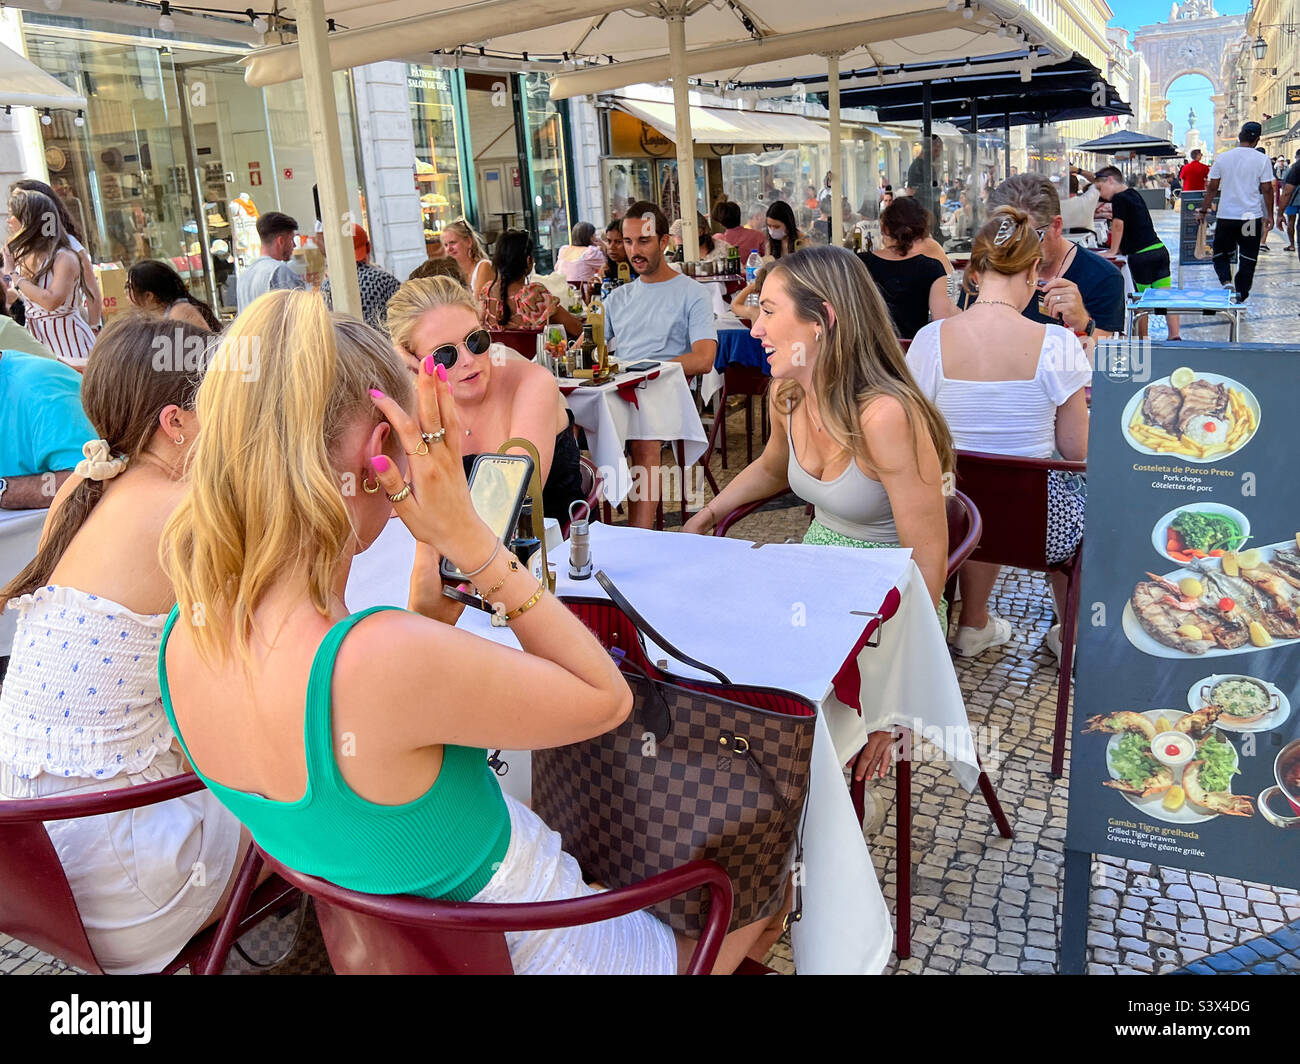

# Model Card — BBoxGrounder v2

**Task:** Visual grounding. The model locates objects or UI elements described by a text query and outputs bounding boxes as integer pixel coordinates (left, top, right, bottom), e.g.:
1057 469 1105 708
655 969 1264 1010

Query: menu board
1066 342 1300 890
1177 192 1233 269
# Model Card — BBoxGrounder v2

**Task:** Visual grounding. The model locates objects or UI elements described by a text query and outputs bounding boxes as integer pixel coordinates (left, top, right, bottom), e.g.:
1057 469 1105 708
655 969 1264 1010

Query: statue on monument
1171 0 1219 19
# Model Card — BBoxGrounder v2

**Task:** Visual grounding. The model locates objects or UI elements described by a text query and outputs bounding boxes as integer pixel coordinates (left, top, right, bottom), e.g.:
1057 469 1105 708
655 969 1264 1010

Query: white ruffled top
0 585 173 781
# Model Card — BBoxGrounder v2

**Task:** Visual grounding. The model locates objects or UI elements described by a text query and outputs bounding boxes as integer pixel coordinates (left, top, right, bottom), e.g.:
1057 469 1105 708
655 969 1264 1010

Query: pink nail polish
423 355 436 375
435 363 448 382
369 388 384 399
371 455 390 474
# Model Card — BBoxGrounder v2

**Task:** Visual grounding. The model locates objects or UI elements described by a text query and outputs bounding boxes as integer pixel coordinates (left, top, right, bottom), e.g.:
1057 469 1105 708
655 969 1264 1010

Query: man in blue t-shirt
0 349 95 510
605 200 718 529
987 173 1125 339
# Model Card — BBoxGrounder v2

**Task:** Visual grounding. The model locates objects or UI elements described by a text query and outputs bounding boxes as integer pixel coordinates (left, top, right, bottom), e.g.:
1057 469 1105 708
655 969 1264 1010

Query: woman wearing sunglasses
386 275 584 524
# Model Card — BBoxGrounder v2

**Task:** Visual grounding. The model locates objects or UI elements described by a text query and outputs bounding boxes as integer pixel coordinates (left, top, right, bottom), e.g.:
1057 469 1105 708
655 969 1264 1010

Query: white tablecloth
563 361 706 505
346 520 980 974
0 508 46 655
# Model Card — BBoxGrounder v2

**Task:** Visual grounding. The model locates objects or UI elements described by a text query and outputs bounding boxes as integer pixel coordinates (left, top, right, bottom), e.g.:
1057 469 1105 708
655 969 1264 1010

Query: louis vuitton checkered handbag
532 574 816 935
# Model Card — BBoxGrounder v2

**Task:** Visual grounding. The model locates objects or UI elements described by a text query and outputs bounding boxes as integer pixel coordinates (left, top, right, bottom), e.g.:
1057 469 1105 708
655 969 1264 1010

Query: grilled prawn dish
1083 712 1158 741
1182 759 1255 817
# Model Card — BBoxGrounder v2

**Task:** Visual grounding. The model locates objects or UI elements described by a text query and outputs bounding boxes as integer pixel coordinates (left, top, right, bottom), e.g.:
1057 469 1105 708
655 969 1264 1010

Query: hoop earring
362 477 380 494
175 434 184 446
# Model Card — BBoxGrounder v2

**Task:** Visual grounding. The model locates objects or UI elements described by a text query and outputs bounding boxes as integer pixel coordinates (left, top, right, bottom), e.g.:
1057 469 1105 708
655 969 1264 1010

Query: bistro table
346 519 981 974
1125 286 1242 341
559 361 707 506
0 508 46 655
700 319 766 406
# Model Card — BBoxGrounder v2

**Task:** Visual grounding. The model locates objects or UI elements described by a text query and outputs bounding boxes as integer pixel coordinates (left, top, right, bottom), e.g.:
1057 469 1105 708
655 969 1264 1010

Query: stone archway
1133 2 1247 139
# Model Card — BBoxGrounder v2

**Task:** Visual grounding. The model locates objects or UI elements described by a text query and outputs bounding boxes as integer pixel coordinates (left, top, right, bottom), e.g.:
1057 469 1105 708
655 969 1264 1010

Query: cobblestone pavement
5 210 1299 976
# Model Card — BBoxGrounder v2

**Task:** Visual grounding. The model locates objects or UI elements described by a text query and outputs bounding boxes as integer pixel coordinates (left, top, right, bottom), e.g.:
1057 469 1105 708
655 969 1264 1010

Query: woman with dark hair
126 260 221 332
555 221 606 286
764 200 806 259
0 316 243 973
670 212 731 261
2 189 95 367
857 197 958 339
478 229 581 338
12 178 102 331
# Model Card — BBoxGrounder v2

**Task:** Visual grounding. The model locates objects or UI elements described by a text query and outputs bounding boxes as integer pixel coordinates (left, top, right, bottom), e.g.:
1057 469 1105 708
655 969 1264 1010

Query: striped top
158 605 512 900
23 251 95 369
906 319 1090 459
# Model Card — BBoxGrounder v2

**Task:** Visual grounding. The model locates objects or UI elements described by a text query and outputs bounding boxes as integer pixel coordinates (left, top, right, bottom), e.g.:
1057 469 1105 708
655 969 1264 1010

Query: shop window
407 64 466 257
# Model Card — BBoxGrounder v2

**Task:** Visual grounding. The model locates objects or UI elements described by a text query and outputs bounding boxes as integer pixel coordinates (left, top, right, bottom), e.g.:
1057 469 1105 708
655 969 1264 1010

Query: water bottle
745 250 762 285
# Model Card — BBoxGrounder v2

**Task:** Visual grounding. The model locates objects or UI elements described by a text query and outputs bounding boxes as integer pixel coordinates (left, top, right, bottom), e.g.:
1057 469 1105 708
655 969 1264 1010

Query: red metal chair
490 327 543 358
207 845 733 975
560 454 604 539
709 489 1012 960
953 449 1087 779
700 364 770 494
0 774 298 975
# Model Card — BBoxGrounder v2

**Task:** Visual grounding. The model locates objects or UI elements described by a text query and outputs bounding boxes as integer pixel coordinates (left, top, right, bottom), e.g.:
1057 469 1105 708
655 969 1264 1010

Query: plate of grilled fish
1121 369 1260 462
1123 538 1300 657
1084 709 1252 824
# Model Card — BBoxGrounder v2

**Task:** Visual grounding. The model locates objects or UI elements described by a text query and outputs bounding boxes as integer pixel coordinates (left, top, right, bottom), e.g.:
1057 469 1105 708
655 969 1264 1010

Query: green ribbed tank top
157 605 510 901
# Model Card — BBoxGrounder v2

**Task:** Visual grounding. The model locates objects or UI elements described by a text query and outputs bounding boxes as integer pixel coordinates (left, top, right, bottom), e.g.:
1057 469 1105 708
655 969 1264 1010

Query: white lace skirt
473 794 679 975
0 746 242 974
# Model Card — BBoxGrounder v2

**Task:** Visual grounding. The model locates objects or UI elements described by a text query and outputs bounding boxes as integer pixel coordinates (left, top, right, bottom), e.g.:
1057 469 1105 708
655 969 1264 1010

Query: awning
1283 118 1300 141
0 41 86 111
613 97 828 146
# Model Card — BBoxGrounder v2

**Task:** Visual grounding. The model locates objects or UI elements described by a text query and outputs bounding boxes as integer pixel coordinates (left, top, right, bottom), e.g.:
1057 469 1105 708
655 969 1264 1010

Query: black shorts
1128 243 1171 288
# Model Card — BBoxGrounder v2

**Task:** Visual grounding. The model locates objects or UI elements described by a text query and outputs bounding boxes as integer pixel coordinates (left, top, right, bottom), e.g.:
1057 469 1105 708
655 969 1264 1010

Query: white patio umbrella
0 40 86 111
8 0 1069 310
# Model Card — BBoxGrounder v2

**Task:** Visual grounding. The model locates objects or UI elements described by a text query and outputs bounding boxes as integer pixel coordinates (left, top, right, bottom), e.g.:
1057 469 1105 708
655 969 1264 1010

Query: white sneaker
1045 624 1062 661
950 615 1013 657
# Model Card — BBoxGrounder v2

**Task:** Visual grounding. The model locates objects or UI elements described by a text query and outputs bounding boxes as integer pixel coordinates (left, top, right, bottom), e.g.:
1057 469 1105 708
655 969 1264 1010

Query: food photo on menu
1066 342 1300 926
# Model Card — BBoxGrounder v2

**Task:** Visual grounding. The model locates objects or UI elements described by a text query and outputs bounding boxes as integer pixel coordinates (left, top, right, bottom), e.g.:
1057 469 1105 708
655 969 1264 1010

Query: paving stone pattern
6 211 1300 976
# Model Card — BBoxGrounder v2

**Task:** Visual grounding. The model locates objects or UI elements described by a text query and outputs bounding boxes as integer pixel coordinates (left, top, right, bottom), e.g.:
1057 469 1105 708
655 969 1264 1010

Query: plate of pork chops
1121 371 1261 463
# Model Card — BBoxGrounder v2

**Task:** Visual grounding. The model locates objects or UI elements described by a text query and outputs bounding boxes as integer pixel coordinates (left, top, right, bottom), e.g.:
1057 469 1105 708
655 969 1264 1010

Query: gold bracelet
501 580 546 622
475 556 520 600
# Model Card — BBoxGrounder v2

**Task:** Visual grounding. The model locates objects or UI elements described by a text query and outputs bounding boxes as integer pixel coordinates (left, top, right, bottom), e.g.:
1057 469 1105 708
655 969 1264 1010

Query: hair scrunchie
75 439 129 482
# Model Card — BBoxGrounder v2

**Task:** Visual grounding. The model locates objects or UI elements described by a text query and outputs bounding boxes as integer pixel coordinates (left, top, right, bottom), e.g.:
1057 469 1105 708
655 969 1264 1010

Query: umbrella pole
825 51 843 246
293 0 361 317
1004 111 1011 181
667 7 698 262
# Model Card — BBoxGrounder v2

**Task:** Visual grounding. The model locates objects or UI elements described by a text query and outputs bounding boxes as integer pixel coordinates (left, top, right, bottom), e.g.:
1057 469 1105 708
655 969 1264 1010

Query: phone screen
442 454 533 582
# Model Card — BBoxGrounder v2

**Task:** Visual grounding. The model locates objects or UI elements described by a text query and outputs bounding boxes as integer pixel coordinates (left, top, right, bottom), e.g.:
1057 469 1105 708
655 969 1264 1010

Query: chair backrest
253 847 732 975
490 328 542 358
560 455 603 538
0 819 104 973
945 489 982 578
954 449 1085 572
712 490 806 538
0 774 206 974
722 363 770 397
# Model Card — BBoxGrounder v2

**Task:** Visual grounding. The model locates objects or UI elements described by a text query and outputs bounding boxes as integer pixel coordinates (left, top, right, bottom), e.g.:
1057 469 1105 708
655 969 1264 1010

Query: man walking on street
1280 150 1300 255
235 211 305 310
1197 122 1275 302
1179 149 1209 193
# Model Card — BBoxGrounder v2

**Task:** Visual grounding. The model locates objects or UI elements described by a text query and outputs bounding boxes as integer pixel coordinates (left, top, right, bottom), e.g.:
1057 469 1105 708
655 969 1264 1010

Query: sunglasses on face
429 328 491 369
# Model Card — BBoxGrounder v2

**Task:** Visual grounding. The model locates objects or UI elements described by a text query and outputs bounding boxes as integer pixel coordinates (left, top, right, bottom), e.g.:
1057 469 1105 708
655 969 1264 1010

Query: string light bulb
997 23 1007 37
962 1 975 20
40 108 52 125
946 0 958 10
74 109 84 126
158 1 174 31
247 8 267 32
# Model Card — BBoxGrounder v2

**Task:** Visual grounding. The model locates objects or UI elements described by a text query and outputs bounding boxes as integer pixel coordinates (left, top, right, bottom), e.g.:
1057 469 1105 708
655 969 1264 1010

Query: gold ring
406 440 430 456
424 429 447 446
387 482 413 503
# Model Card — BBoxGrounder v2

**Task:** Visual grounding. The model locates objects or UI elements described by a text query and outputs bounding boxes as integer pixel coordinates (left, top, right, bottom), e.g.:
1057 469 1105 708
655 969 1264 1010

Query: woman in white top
13 179 103 332
442 218 493 295
907 206 1090 661
3 189 95 369
0 315 243 973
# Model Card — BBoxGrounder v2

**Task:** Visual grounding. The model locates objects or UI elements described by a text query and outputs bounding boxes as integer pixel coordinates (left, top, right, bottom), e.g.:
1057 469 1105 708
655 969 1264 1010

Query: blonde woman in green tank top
158 290 787 974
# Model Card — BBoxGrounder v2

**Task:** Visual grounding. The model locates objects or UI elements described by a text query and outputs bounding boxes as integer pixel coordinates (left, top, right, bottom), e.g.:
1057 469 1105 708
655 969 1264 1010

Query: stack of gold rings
389 429 447 502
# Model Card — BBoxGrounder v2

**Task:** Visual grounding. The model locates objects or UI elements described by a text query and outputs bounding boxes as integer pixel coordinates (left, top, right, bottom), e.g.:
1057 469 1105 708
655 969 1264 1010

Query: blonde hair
443 218 486 264
962 205 1042 295
770 246 954 477
161 290 413 664
385 275 483 351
